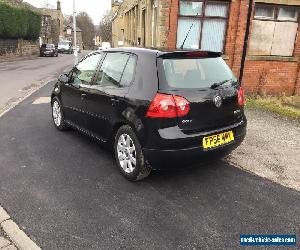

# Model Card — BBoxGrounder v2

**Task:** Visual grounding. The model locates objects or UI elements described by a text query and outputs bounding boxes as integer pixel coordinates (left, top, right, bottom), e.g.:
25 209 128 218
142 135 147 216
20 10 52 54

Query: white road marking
32 97 51 104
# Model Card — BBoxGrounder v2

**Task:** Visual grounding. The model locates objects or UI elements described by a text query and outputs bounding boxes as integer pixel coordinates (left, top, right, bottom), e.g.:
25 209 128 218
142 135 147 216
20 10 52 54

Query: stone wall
0 39 39 60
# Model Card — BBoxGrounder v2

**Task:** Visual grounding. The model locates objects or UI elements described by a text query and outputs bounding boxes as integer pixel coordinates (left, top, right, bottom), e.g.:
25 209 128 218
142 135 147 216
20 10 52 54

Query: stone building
38 0 64 45
112 0 300 95
64 24 83 49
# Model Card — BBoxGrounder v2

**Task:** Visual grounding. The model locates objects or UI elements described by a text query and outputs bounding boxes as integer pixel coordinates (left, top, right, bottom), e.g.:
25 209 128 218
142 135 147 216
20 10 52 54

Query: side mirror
58 73 69 84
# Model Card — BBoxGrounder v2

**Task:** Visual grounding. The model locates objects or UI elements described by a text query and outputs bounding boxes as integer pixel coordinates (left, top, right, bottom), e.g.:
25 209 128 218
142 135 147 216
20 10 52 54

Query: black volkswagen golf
51 48 247 181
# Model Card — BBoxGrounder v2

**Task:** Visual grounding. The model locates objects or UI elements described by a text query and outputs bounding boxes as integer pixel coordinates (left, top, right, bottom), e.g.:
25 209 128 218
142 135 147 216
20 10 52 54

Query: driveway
0 82 299 249
229 109 300 191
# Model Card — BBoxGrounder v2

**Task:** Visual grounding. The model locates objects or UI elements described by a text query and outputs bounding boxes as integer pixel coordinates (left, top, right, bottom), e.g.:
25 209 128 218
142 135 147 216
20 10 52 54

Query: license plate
202 130 234 149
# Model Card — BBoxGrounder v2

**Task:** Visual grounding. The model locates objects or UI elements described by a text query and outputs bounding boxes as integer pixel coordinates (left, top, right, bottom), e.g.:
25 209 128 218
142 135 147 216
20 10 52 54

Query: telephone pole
73 0 78 65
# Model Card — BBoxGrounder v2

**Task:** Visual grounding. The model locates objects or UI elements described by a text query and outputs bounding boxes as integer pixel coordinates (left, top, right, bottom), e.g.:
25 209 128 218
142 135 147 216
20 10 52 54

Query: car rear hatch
157 51 244 133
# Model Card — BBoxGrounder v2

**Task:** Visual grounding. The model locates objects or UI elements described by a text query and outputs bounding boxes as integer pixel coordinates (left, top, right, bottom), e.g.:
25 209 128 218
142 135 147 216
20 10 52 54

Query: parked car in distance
40 44 58 57
51 48 247 181
58 41 72 54
98 42 111 51
72 45 81 53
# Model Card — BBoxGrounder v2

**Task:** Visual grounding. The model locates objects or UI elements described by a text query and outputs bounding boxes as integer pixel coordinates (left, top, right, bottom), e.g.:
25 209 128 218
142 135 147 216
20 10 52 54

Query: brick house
111 0 300 95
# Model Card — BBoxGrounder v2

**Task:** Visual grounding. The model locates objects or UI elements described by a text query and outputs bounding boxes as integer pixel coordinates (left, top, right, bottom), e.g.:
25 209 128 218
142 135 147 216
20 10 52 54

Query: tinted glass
97 53 130 87
59 42 69 46
120 56 136 87
72 53 102 85
162 57 237 89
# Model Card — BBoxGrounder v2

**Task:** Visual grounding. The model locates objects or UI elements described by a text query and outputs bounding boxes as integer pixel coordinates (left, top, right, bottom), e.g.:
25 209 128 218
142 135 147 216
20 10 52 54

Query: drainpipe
293 54 300 95
239 0 254 83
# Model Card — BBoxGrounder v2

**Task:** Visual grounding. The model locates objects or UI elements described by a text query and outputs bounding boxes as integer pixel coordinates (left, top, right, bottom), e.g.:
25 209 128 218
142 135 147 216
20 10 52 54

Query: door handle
81 93 87 100
111 98 120 106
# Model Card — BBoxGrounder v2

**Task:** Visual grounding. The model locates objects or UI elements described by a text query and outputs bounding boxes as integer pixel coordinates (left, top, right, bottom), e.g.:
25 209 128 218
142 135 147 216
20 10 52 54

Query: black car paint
52 48 247 169
40 44 58 57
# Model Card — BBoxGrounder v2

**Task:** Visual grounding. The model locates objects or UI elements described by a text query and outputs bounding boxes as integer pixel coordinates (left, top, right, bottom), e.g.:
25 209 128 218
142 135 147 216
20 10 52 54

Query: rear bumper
143 119 247 169
58 49 70 53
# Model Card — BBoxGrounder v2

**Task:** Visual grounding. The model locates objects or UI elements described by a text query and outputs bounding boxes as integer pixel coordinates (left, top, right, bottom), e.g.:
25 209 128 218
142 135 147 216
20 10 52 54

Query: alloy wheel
117 134 137 173
52 100 62 127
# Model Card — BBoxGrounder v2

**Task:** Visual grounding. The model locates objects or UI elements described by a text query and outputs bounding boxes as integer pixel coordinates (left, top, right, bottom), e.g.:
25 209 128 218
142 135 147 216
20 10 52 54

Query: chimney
57 0 61 11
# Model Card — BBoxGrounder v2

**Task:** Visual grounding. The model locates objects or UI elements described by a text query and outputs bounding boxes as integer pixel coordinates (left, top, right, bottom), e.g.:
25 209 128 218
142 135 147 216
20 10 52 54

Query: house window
249 4 299 56
176 0 229 52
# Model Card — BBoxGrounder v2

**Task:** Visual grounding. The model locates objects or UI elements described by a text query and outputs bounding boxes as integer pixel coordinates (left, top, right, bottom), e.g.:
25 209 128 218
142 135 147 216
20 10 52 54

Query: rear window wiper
210 79 232 89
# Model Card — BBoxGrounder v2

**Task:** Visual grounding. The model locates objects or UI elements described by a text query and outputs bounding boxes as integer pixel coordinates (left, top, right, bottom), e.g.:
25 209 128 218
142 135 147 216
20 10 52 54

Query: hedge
0 2 41 40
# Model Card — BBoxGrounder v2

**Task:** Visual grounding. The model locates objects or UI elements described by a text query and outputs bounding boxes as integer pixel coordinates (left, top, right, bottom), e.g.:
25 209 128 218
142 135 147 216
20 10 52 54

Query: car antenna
180 12 198 49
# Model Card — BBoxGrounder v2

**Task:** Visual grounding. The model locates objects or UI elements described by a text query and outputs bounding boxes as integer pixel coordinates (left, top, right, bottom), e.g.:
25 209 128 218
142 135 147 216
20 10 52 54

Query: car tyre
51 96 69 131
114 125 151 181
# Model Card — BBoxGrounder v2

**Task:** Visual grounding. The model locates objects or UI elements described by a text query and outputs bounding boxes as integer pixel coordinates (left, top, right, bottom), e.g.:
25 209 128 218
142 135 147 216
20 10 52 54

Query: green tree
0 2 41 40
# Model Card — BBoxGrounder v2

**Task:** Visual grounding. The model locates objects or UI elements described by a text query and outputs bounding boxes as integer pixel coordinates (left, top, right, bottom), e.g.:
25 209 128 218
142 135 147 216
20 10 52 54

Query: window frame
119 54 138 87
254 3 300 22
70 52 104 86
176 0 230 52
94 52 137 88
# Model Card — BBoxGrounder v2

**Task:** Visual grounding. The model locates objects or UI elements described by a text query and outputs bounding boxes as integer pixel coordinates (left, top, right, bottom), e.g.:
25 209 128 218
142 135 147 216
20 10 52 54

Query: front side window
176 1 229 52
96 53 132 87
72 53 102 85
249 4 299 56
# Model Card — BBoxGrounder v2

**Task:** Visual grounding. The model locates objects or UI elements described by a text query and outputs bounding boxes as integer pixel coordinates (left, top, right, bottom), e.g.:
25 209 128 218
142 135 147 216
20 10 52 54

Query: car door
60 52 103 129
83 52 137 141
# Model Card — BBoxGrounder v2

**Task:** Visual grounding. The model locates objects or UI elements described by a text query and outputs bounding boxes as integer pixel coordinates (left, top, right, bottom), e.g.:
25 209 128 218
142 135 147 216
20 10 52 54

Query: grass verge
245 95 300 120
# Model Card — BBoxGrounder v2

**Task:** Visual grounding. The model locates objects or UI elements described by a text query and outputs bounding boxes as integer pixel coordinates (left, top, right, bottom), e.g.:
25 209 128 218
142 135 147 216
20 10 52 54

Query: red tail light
146 93 190 118
238 87 245 106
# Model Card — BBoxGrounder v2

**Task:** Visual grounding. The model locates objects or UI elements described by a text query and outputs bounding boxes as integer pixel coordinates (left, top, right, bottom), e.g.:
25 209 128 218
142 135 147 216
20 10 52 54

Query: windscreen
46 44 55 48
59 42 69 46
162 57 237 89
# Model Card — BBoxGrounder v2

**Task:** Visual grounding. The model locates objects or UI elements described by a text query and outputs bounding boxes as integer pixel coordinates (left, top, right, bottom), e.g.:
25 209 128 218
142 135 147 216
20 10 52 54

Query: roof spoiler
158 50 222 59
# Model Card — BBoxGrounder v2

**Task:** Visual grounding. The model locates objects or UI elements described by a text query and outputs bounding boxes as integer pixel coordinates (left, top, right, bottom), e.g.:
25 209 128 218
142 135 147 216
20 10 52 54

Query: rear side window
120 56 136 87
97 52 135 87
161 57 236 89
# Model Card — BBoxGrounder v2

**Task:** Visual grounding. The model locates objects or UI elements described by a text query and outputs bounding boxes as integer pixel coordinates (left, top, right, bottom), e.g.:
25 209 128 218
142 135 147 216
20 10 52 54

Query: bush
0 2 41 40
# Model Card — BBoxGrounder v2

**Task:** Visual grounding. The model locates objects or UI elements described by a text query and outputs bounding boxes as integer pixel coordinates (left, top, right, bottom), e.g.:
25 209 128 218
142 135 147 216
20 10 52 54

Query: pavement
1 226 17 250
0 53 76 115
0 81 299 249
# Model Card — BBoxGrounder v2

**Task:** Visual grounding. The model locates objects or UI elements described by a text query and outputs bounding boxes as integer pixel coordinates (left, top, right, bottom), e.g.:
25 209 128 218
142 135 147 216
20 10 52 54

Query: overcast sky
24 0 111 25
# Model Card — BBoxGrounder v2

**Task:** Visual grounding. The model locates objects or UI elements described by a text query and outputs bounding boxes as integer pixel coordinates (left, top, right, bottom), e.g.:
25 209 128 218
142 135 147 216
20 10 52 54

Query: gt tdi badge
213 95 222 108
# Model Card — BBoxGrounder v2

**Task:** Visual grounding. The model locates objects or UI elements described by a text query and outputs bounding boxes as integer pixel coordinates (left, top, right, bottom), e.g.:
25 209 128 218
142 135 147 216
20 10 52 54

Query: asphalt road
0 53 76 112
0 82 299 249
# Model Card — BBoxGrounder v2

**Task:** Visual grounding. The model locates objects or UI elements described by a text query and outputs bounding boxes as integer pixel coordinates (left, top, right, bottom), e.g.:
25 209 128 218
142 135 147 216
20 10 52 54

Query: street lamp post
73 0 78 65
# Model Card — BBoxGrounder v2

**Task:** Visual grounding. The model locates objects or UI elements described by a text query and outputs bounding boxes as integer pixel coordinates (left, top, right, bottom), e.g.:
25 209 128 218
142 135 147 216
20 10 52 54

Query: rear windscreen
162 57 237 89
